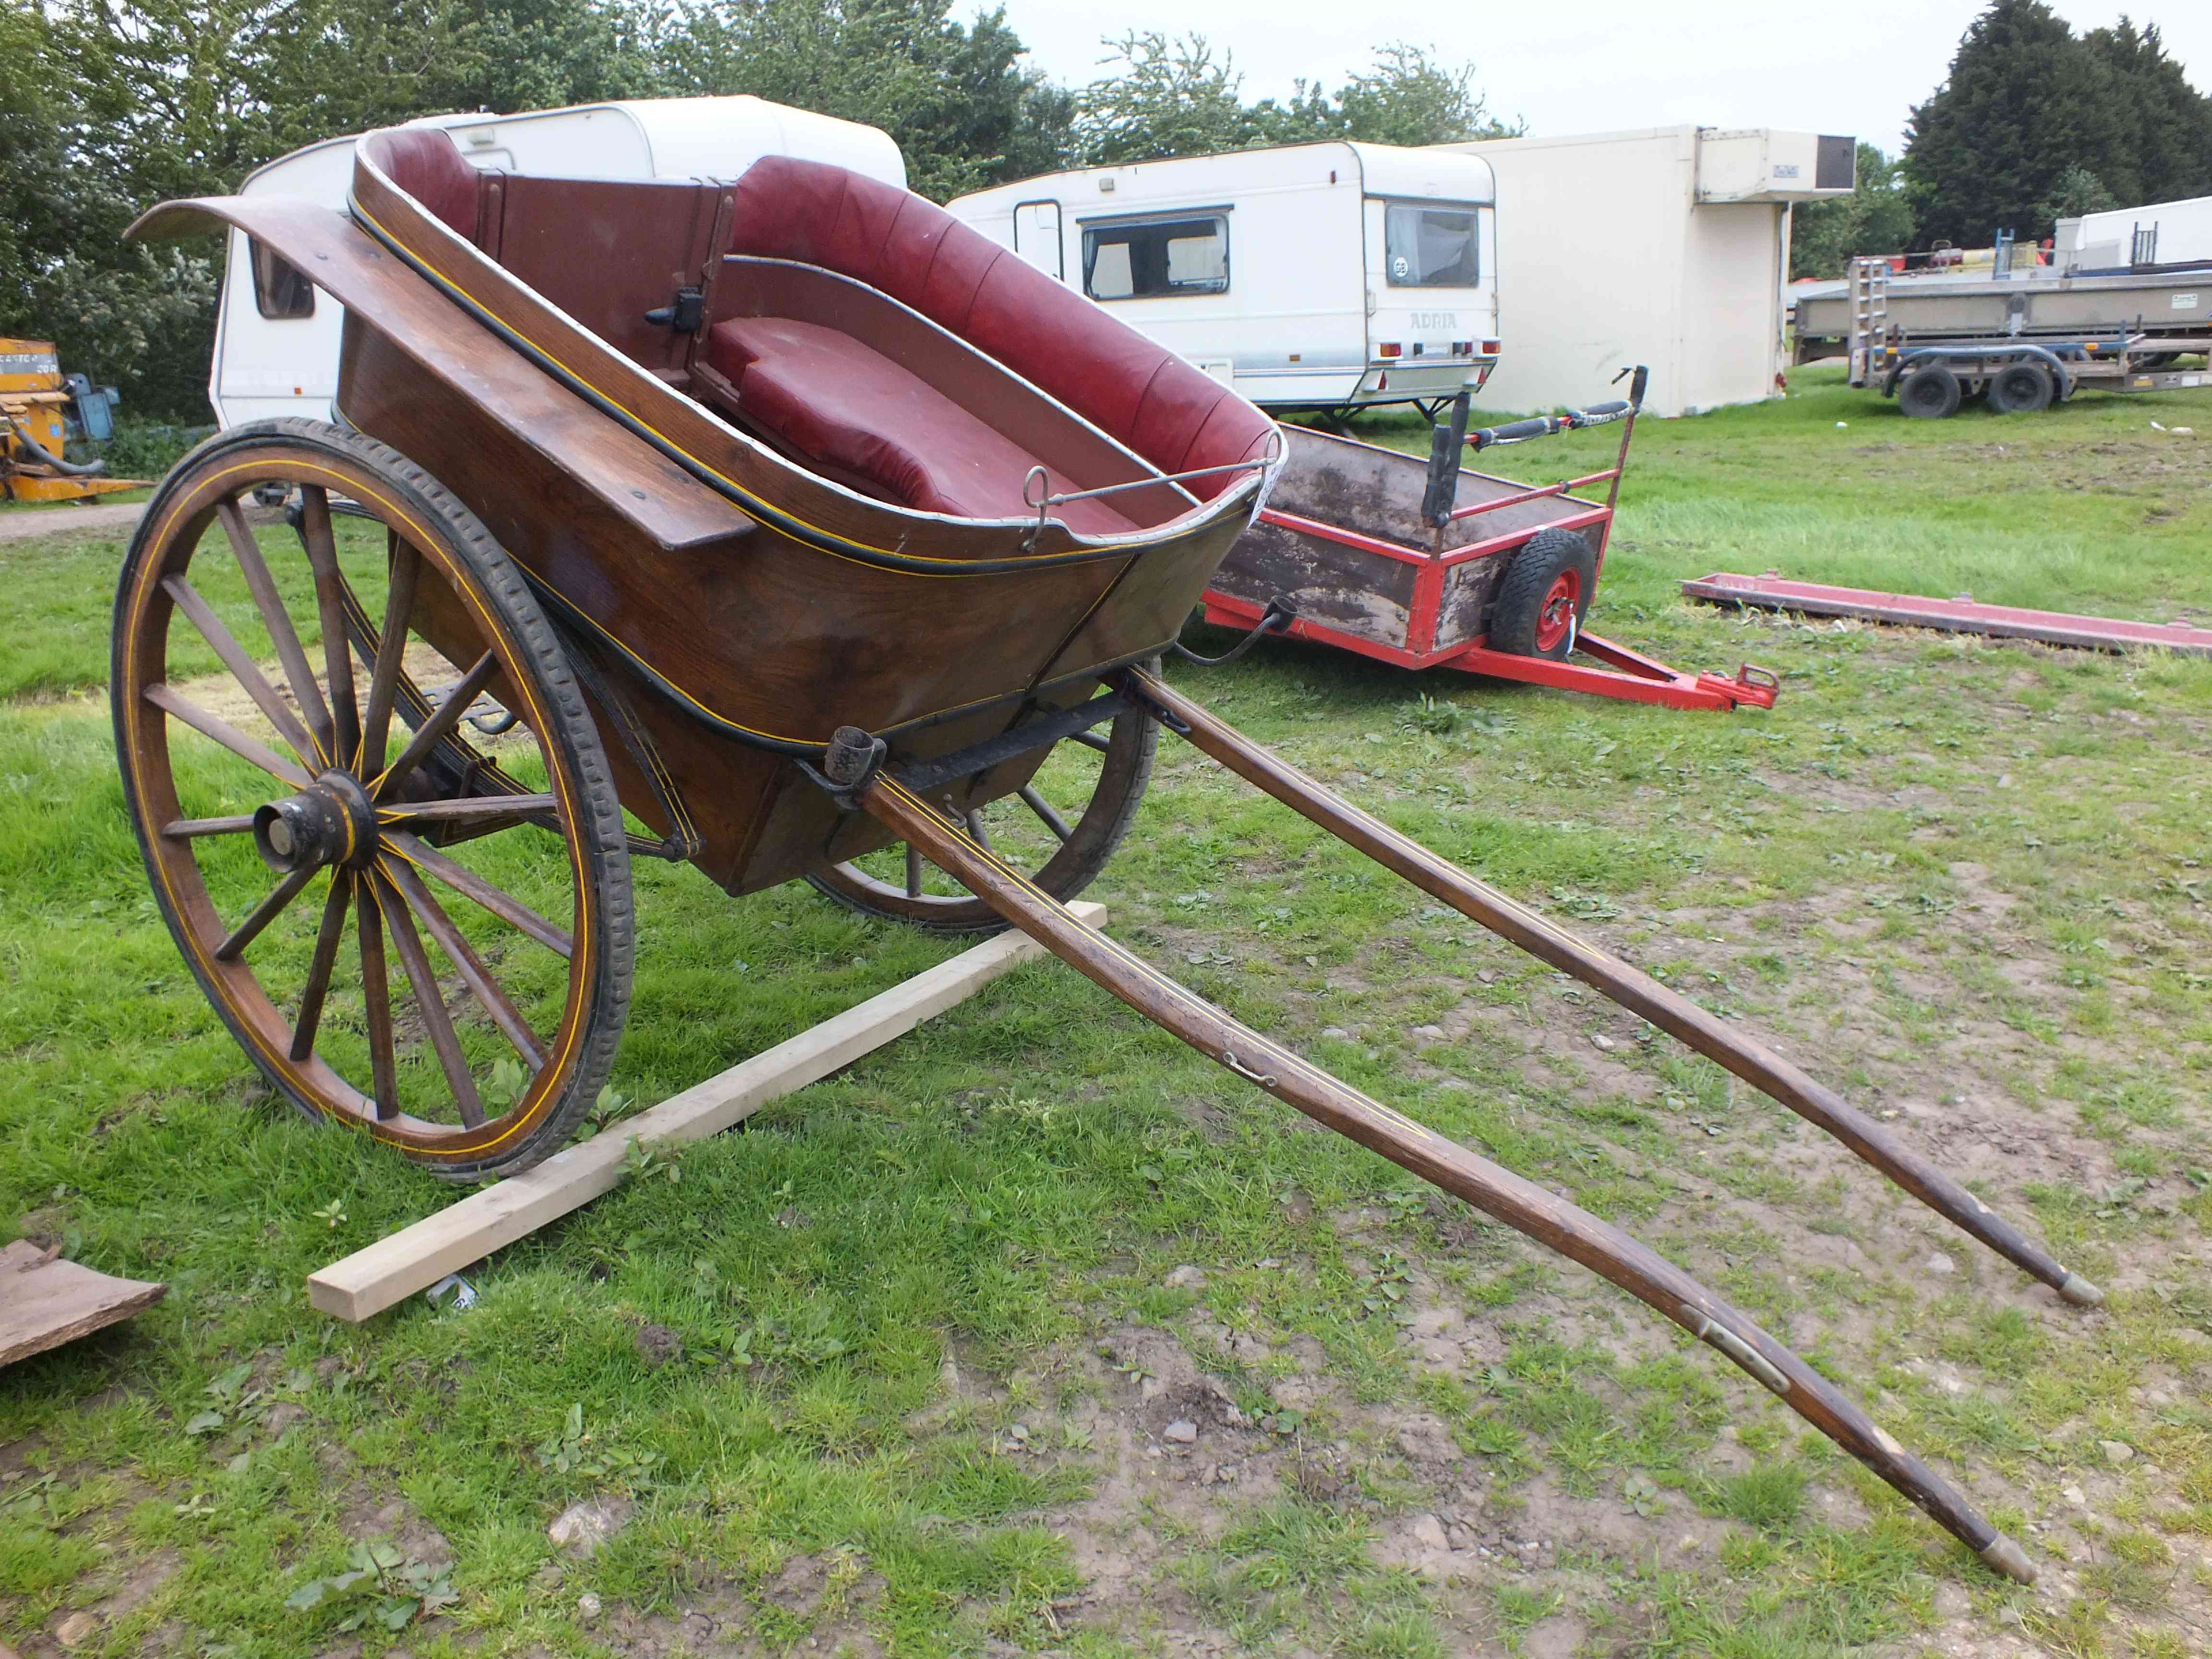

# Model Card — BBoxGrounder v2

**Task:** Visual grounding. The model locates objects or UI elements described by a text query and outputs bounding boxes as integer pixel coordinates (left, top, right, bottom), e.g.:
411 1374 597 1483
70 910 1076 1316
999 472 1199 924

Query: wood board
0 1240 166 1367
309 902 1104 1322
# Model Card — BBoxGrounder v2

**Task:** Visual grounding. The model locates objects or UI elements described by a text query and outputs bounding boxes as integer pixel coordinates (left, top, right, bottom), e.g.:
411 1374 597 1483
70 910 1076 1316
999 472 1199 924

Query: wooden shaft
1128 668 2100 1310
863 773 2031 1581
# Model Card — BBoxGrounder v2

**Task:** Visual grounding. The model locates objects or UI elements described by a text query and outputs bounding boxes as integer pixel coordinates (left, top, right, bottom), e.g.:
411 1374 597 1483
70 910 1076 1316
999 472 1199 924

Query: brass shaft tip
2058 1273 2104 1308
1978 1532 2037 1584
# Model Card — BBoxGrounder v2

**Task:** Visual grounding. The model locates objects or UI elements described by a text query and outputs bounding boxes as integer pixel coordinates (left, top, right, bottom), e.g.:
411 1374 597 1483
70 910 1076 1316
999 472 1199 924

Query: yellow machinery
1 337 146 501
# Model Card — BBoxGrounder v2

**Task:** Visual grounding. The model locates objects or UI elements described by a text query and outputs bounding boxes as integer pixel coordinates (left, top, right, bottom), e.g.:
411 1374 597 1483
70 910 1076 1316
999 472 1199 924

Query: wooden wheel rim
809 706 1155 931
114 435 605 1165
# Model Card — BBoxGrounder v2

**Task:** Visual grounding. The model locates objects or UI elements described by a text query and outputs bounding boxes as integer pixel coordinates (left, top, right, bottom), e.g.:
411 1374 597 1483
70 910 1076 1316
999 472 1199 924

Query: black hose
5 415 108 476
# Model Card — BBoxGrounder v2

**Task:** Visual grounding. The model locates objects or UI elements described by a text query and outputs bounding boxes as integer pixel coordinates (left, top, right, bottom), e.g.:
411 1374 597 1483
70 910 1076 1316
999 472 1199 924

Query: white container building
1431 127 1857 418
209 97 905 428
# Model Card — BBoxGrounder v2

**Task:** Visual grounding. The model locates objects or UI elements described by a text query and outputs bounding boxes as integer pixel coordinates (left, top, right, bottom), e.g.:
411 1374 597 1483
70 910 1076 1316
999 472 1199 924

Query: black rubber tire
113 418 634 1182
1490 528 1598 661
1899 364 1962 420
808 696 1158 935
1986 361 2054 415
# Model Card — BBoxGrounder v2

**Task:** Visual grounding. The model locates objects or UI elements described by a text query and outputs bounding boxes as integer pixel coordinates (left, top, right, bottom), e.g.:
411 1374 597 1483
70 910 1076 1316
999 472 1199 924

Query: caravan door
1361 195 1495 406
1011 200 1064 280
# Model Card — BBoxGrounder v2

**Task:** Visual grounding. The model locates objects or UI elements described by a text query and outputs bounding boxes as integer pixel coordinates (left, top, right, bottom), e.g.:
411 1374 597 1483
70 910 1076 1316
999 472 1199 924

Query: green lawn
3 364 2210 1658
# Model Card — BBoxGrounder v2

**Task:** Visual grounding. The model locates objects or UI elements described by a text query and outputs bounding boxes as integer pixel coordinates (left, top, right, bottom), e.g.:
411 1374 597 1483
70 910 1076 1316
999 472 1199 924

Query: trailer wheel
1899 364 1961 420
1986 361 2054 414
1491 528 1598 661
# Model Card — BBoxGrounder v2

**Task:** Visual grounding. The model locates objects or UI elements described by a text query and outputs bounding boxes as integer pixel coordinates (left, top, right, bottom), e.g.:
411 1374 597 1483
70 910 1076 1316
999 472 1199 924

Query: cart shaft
856 764 2032 1582
1124 667 2097 1309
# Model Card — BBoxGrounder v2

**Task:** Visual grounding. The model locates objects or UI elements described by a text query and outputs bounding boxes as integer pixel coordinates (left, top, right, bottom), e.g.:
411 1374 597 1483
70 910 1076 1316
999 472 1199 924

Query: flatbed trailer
1797 258 2211 417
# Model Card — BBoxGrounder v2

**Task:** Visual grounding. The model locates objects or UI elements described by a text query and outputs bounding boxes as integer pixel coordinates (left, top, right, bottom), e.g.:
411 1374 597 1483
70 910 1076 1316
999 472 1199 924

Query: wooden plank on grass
0 1241 166 1367
308 901 1105 1322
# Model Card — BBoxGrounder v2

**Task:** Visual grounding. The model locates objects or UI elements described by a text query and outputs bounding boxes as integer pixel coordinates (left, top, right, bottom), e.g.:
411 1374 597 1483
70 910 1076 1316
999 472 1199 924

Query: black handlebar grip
1471 417 1557 447
1579 400 1630 419
1631 364 1649 408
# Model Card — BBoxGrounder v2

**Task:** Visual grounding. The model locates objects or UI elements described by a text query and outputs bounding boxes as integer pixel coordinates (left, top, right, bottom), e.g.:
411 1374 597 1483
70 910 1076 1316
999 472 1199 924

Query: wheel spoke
373 649 498 801
298 486 362 768
145 683 313 790
290 873 352 1060
385 828 573 958
216 863 317 962
357 878 400 1119
378 793 557 825
905 842 923 898
216 496 333 764
1018 783 1073 843
1069 729 1113 754
357 541 421 778
163 815 256 840
373 870 486 1128
382 854 546 1070
160 575 323 769
964 809 992 851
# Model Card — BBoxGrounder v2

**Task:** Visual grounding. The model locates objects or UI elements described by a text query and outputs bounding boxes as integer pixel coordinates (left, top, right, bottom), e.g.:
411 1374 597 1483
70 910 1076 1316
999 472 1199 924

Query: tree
2034 164 2117 226
1272 43 1515 148
0 0 223 418
2083 19 2212 210
1072 33 1266 166
1905 0 2119 247
1904 2 2212 249
1073 33 1510 167
1789 143 1914 279
656 0 1066 201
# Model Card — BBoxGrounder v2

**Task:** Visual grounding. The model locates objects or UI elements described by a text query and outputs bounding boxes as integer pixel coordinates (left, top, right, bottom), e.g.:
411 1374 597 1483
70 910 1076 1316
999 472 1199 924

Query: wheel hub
253 770 376 874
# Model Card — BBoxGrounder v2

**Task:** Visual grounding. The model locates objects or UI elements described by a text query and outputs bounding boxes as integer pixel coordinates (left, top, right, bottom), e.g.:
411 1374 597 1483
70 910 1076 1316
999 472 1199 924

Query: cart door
1012 200 1065 282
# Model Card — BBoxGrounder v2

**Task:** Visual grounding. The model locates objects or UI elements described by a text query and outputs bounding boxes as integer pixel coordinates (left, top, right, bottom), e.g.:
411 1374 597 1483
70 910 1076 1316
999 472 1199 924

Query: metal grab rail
1021 426 1287 535
1445 468 1623 525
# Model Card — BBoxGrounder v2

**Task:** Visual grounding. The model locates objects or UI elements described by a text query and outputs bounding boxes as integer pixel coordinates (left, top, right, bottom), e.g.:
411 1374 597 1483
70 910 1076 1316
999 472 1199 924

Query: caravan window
250 239 315 320
1082 214 1229 300
1382 204 1480 288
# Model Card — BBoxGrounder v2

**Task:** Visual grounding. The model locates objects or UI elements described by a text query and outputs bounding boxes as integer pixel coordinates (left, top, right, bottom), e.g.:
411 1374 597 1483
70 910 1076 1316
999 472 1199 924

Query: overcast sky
994 1 2210 156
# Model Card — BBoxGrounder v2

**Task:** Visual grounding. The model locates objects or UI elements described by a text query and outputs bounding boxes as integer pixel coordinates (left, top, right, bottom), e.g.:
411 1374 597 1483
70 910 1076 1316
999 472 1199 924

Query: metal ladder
1848 257 1890 387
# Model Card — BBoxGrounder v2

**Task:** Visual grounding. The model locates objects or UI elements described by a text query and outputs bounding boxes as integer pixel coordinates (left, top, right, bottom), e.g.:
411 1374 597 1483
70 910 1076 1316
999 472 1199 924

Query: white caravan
209 96 905 428
946 143 1500 415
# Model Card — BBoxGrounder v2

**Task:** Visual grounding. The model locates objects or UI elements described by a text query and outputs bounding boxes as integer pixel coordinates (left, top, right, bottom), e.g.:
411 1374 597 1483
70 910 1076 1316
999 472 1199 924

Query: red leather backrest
360 129 482 242
726 158 1275 497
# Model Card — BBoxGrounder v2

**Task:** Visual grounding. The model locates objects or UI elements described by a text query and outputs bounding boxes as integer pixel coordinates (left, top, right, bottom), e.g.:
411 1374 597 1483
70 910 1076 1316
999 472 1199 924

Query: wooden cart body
136 133 1277 897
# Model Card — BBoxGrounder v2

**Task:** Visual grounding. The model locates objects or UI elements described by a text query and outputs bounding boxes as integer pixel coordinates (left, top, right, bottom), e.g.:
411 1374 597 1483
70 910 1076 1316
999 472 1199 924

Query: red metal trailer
1202 373 1778 711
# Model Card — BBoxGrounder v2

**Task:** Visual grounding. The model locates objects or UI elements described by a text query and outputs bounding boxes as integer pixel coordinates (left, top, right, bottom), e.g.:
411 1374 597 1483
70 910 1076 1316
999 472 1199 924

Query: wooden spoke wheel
111 419 633 1180
808 696 1157 934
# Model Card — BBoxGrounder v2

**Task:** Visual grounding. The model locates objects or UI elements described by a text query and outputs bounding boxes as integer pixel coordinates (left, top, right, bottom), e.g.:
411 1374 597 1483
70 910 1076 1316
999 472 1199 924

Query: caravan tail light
1451 340 1474 356
1482 339 1502 355
1376 342 1402 359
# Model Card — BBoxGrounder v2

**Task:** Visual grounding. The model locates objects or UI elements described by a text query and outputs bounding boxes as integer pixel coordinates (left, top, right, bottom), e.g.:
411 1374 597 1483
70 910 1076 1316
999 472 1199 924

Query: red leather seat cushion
725 158 1275 499
705 317 1138 536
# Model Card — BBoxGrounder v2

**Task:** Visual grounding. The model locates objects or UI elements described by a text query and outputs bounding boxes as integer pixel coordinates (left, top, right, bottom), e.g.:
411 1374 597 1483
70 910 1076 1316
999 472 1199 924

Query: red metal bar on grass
1683 574 2212 658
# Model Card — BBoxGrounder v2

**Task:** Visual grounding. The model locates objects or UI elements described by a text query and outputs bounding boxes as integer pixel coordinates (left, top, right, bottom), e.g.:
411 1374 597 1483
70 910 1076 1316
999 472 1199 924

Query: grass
2 363 2210 1656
